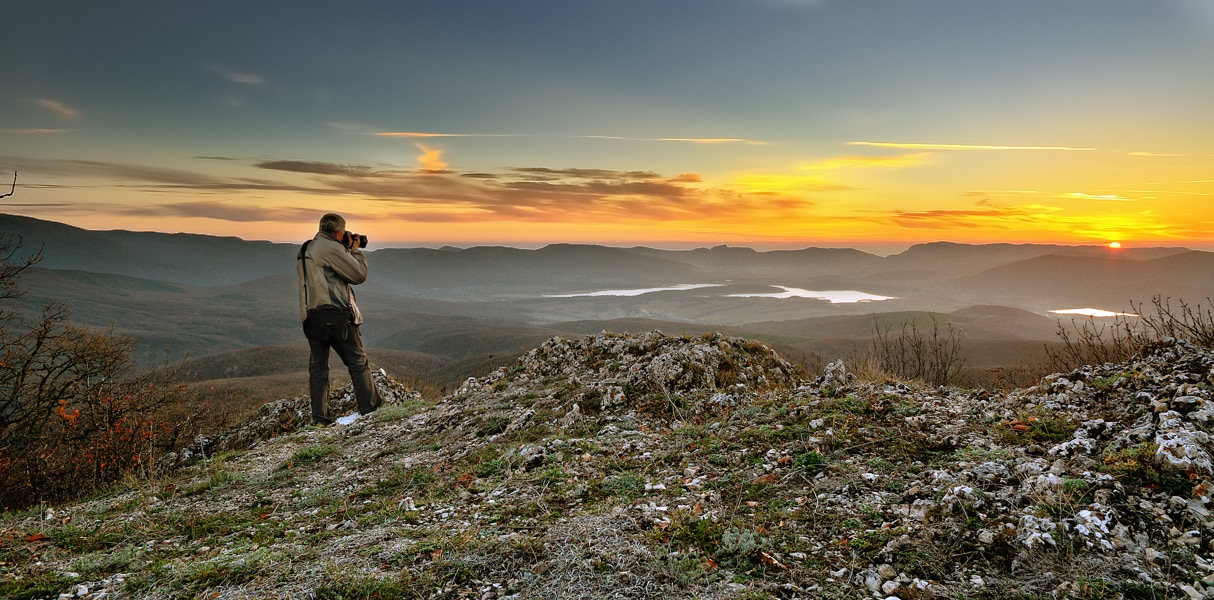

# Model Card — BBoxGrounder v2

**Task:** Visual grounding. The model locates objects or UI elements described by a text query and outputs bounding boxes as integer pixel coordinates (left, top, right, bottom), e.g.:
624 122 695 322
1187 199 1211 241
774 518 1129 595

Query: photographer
296 213 381 425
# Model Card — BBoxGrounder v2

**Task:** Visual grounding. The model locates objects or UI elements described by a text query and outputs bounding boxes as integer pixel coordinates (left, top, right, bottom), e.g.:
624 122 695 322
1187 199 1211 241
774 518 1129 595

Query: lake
545 284 895 304
1049 308 1139 318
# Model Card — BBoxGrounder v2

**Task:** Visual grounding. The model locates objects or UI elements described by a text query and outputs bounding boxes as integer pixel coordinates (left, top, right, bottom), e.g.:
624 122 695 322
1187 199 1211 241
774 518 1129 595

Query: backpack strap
298 240 312 309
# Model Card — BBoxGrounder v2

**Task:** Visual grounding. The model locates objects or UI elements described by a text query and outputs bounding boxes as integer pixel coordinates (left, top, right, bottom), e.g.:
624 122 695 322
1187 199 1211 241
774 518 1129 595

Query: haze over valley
5 213 1211 397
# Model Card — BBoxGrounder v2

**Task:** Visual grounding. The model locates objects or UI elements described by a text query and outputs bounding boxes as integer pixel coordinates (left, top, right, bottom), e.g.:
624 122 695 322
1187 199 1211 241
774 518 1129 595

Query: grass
283 444 340 469
0 573 77 600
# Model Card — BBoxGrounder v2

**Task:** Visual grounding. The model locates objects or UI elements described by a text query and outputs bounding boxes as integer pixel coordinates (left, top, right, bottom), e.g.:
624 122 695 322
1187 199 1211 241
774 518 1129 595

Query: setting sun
1109 242 1122 249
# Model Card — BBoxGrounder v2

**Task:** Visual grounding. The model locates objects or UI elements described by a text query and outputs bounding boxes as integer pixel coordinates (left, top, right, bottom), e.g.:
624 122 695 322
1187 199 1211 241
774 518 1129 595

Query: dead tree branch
0 172 14 199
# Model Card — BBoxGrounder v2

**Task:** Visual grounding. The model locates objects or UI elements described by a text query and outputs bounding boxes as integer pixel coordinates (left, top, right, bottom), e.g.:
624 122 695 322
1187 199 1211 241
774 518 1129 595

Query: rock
878 563 897 580
863 570 882 593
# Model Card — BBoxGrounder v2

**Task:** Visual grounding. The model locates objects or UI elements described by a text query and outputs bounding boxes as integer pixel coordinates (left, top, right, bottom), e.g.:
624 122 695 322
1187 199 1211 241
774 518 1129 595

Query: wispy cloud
372 131 768 145
375 131 524 139
510 168 662 180
116 200 317 222
1061 192 1130 201
217 68 265 85
1128 151 1187 157
848 141 1095 151
0 128 73 135
256 160 384 177
33 98 80 120
886 199 1192 241
584 135 767 145
798 153 931 170
0 155 330 195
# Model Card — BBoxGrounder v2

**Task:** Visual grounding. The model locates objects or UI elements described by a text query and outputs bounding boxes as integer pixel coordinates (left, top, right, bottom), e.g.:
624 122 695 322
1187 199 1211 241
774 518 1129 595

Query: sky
2 0 1213 252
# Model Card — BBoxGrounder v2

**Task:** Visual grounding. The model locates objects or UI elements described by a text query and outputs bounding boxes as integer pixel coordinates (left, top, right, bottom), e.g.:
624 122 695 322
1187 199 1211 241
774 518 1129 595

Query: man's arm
325 244 368 285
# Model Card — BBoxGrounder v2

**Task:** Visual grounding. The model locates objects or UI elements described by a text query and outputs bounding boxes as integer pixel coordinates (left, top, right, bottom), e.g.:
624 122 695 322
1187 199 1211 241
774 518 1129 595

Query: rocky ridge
1 331 1212 599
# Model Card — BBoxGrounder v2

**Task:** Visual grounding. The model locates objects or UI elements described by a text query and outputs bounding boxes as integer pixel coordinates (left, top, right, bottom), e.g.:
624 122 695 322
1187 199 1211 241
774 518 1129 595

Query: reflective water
1049 308 1139 318
544 284 724 298
726 286 896 303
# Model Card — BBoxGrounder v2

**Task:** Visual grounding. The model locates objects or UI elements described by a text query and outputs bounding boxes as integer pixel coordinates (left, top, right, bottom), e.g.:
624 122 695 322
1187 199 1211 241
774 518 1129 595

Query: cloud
848 141 1095 151
1060 192 1130 202
1128 151 1187 157
255 160 382 177
33 98 80 120
115 200 317 222
585 135 768 145
416 144 449 171
218 69 265 85
0 155 331 195
372 131 768 145
0 129 72 135
799 153 931 170
510 168 662 180
1 153 814 227
374 131 519 139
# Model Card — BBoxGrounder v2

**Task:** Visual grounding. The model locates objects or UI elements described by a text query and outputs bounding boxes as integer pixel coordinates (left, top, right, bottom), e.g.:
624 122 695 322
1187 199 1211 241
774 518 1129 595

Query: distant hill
365 243 700 297
951 251 1214 310
884 241 1189 275
0 213 297 285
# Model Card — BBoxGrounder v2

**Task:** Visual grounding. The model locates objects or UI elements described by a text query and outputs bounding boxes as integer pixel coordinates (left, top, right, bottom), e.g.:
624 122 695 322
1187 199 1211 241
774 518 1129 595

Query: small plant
1101 443 1195 496
599 474 645 498
283 444 339 469
476 415 511 437
794 450 829 476
475 459 508 478
315 574 416 599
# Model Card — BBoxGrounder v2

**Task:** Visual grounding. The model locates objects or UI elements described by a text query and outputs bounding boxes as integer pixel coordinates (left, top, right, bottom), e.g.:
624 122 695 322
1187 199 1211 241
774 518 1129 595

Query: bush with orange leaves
0 234 194 509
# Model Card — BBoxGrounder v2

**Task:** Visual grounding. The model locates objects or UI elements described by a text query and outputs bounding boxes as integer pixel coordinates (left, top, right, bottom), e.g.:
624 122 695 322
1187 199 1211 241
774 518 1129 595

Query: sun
1108 242 1122 249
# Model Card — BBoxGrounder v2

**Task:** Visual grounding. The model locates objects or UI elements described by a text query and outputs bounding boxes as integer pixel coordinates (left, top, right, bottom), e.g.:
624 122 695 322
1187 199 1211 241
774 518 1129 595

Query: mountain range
3 213 1212 390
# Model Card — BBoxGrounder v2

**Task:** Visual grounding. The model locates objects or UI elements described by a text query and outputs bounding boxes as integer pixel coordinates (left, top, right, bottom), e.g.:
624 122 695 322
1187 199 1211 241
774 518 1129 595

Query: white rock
882 580 901 594
864 572 882 593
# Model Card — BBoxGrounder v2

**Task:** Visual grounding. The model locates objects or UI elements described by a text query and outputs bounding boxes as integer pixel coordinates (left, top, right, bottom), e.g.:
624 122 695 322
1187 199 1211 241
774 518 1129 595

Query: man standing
297 213 381 425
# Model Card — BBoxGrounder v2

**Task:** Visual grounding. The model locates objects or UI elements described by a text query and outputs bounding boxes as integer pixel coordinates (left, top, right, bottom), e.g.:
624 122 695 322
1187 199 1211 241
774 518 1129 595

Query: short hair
319 213 346 233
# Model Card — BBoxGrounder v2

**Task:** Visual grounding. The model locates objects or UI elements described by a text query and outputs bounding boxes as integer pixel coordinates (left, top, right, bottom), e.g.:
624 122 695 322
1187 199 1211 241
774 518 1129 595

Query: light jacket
297 231 367 325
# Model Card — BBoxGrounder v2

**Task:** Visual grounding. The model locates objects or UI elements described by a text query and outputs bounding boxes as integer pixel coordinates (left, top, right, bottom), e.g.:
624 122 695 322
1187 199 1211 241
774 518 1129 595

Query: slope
2 334 1209 599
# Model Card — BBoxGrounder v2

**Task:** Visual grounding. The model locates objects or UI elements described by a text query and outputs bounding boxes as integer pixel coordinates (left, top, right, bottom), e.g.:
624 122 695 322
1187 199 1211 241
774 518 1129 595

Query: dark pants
308 324 381 424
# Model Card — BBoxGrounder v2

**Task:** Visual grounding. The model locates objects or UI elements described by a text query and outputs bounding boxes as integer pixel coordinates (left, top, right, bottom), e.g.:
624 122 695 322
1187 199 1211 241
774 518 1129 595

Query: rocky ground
1 331 1211 599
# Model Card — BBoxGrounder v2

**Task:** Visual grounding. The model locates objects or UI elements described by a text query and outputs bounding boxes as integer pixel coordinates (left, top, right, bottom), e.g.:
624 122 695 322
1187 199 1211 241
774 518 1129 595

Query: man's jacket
297 231 367 325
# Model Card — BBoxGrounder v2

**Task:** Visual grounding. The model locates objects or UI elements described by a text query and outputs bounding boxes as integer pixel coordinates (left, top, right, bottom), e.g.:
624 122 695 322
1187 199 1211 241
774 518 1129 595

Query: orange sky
3 1 1212 252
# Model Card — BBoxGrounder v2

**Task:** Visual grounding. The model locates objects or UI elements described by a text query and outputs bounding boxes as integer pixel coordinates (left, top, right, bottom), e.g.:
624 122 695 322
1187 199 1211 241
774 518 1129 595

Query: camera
342 232 369 248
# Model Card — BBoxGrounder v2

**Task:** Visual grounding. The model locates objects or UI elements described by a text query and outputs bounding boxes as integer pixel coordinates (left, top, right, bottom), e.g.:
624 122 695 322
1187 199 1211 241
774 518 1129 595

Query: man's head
319 213 346 235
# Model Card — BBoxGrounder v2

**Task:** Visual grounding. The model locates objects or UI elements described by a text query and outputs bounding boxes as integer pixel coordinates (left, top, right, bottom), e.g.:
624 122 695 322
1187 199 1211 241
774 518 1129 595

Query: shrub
1047 295 1214 372
867 314 966 387
0 235 195 509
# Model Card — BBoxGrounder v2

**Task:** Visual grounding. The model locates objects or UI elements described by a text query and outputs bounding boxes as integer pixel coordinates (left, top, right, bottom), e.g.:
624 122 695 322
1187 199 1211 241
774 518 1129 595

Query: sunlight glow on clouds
415 144 449 172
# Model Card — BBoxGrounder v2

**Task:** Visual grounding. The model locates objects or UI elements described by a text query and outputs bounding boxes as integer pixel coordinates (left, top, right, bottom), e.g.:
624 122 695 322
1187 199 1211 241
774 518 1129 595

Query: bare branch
0 171 14 199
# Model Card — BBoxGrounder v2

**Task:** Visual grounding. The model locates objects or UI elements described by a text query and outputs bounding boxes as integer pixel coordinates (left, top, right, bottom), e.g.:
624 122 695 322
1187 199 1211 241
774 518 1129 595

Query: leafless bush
866 314 966 387
1134 296 1214 348
1045 317 1142 372
1046 296 1214 373
0 234 193 509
